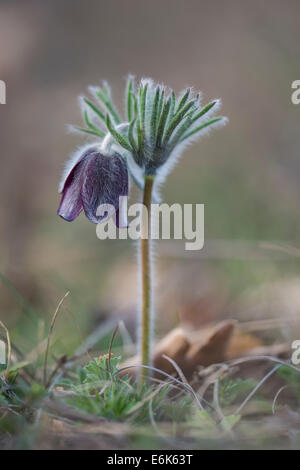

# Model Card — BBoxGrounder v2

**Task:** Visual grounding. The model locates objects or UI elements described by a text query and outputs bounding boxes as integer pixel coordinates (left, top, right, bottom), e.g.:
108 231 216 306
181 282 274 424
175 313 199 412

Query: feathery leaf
83 98 105 122
95 88 121 125
105 114 132 152
180 117 223 141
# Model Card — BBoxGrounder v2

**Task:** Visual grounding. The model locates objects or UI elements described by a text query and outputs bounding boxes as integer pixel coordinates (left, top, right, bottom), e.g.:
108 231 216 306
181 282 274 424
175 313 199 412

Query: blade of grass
108 323 119 376
234 364 281 416
0 320 11 380
43 291 69 386
117 364 204 410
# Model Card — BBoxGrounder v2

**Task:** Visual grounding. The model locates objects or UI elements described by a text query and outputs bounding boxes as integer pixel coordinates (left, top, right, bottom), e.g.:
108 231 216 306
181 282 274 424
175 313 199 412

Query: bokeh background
1 0 300 356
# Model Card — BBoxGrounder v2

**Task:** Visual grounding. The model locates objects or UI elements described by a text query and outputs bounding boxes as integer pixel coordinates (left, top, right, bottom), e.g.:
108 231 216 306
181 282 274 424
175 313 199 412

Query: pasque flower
58 77 227 225
58 76 227 387
58 147 128 225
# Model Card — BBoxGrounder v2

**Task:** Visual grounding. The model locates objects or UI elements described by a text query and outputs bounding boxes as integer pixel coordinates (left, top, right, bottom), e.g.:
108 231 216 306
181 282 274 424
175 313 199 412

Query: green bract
74 76 227 178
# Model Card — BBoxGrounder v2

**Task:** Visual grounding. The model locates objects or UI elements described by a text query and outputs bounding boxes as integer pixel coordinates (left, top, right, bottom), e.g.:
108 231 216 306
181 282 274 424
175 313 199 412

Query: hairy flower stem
139 174 155 388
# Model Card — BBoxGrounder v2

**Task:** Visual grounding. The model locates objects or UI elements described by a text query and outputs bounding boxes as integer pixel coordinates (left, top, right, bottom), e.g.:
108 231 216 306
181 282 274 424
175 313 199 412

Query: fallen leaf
120 320 290 383
121 320 235 380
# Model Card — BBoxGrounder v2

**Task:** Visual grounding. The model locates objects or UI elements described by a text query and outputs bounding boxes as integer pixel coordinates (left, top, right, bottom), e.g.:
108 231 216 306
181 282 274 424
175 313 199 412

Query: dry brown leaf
120 320 290 382
226 329 263 358
121 320 235 380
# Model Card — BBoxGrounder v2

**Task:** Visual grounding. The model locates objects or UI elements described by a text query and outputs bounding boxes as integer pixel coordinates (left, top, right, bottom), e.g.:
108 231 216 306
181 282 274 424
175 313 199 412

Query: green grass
1 343 300 450
60 355 170 422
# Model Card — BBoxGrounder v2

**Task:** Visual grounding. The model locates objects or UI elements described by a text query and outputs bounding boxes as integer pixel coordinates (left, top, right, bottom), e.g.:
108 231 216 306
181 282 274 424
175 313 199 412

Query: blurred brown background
0 0 300 352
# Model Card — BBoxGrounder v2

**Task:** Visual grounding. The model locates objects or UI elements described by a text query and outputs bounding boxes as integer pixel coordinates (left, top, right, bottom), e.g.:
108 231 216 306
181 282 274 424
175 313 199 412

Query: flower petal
57 150 97 221
81 153 128 224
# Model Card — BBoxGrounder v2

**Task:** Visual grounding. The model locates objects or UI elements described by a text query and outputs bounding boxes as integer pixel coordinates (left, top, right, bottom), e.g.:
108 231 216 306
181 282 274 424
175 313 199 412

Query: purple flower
57 147 128 225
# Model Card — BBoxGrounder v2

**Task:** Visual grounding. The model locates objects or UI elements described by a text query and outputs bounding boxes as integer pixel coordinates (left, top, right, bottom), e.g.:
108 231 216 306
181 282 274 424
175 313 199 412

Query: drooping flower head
58 147 128 225
58 76 227 224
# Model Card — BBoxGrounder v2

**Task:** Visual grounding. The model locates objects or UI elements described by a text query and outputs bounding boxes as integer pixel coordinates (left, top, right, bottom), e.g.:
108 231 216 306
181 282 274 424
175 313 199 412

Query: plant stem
139 174 155 388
